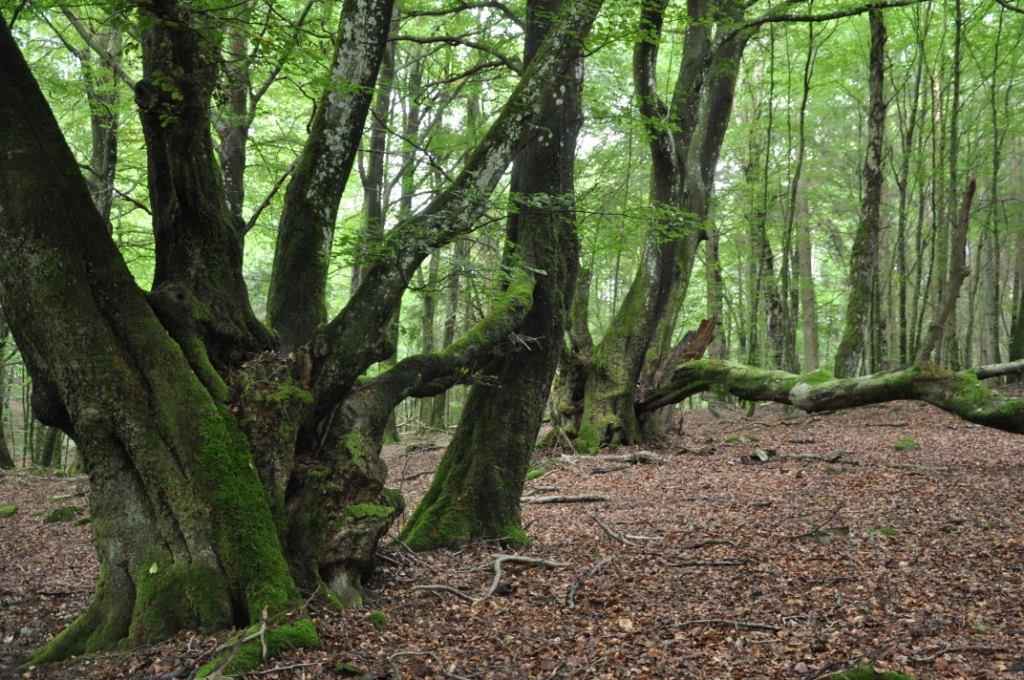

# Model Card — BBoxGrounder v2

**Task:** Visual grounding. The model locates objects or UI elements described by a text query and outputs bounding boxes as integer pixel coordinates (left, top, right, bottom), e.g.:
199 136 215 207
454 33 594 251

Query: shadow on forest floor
2 400 1023 678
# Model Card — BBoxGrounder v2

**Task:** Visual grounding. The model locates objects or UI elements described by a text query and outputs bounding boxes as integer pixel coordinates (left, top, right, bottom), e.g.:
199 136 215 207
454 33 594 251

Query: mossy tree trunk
0 20 308 664
399 0 583 550
572 0 747 451
833 10 887 378
0 0 606 667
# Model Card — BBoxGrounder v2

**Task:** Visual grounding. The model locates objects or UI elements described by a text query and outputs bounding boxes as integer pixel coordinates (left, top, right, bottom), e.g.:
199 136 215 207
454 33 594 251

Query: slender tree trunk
400 0 583 549
795 187 818 371
0 318 13 469
82 29 120 226
215 5 251 223
834 10 887 377
266 0 395 352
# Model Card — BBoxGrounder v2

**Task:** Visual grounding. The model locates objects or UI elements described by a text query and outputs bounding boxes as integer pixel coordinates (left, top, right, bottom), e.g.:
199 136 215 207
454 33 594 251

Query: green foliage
0 504 18 517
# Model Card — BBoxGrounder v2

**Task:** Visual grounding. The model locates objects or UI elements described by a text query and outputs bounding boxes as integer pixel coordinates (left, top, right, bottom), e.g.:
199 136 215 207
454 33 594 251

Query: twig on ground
560 451 665 465
565 556 613 609
791 503 844 541
522 494 607 504
668 558 750 567
911 644 1017 662
483 554 569 599
411 584 477 603
593 515 638 545
682 538 738 549
413 554 569 604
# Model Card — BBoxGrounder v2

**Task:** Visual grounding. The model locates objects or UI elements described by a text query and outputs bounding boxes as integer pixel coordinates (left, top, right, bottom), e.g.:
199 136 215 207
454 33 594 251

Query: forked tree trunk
1 0 606 668
399 0 584 550
0 20 311 667
573 0 745 450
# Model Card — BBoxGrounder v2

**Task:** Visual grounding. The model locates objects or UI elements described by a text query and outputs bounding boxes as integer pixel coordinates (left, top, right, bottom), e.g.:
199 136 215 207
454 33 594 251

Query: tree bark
136 2 272 367
573 0 746 450
0 317 13 469
399 0 583 549
0 19 312 668
266 0 395 352
917 178 975 364
834 9 887 377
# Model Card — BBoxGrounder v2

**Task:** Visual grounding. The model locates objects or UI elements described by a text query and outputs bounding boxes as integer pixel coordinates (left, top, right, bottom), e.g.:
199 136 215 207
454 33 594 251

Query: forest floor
1 399 1023 679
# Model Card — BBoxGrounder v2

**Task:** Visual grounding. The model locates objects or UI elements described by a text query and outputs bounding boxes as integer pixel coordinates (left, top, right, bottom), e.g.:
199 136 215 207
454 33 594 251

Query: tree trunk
0 20 312 667
399 0 583 549
0 317 13 469
136 4 272 367
834 9 887 377
36 427 63 468
573 0 745 450
796 187 818 371
266 0 395 352
82 29 120 226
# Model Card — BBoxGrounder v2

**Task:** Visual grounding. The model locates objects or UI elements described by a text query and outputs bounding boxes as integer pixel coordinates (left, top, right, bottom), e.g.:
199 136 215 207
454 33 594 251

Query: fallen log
639 359 1024 435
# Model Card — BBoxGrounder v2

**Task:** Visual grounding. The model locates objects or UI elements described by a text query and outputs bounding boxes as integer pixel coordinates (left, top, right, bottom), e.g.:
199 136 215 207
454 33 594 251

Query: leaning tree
0 0 602 670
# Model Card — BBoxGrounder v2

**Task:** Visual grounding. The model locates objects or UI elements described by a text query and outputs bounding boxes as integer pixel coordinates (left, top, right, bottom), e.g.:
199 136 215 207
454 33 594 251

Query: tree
0 0 604 667
833 9 887 378
400 0 585 549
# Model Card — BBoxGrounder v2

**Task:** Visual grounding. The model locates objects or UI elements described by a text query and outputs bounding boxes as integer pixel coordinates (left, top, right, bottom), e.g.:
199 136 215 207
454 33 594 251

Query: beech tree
0 0 602 670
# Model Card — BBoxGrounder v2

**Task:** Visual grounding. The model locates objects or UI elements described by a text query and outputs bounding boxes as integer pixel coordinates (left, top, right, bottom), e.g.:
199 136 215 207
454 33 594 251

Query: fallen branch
593 515 638 545
639 357 1024 435
561 451 666 465
522 494 607 504
413 554 569 604
565 555 613 610
411 584 477 603
682 538 737 550
482 554 569 600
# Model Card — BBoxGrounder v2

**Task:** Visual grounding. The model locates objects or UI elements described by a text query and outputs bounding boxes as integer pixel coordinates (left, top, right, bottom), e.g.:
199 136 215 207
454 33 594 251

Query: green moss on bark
128 559 233 643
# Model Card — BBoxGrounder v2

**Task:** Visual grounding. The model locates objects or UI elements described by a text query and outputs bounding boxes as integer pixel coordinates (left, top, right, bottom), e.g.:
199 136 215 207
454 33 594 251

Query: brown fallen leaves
1 399 1022 678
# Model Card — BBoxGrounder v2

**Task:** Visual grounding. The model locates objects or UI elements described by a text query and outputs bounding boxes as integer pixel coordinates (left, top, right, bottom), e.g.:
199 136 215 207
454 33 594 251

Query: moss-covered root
25 566 135 666
197 618 318 678
25 559 235 668
832 667 914 680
